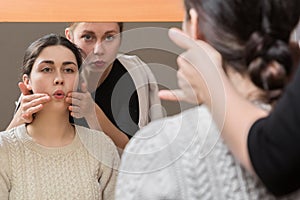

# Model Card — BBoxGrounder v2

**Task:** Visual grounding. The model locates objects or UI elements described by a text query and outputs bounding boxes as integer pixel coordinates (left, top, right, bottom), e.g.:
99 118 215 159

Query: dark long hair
22 33 82 77
184 0 300 103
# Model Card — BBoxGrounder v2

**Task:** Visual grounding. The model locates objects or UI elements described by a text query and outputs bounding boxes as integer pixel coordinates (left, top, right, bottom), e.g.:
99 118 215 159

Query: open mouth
53 90 65 99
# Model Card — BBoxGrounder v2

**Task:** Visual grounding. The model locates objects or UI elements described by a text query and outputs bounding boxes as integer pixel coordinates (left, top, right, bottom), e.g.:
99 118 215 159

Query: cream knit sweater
116 106 300 200
0 124 119 200
117 54 163 127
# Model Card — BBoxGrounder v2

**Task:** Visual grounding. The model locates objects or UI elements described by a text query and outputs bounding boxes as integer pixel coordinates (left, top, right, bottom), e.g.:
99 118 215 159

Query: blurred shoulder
0 125 25 146
124 106 213 154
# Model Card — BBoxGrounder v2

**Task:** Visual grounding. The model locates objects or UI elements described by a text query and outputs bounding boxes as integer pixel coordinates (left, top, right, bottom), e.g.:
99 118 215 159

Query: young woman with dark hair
160 1 300 196
0 34 119 199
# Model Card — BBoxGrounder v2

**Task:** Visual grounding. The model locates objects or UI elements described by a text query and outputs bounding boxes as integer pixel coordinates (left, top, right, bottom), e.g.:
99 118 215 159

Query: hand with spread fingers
6 82 50 130
159 28 223 106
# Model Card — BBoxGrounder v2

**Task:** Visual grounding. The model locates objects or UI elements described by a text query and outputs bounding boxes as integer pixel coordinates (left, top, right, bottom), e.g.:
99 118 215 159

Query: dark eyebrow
81 30 96 35
38 60 54 65
104 30 118 35
63 61 77 67
38 60 77 67
82 30 118 35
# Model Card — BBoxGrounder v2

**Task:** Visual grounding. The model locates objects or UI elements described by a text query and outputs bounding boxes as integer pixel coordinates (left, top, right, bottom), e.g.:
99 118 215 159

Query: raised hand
158 28 223 105
66 82 96 119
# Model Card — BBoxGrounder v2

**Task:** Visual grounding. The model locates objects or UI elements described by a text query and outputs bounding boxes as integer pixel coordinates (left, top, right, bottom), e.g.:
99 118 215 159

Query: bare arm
87 104 129 150
67 83 129 150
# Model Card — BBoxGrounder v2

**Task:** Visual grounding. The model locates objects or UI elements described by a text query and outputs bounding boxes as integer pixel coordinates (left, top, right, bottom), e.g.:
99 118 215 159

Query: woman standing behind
65 22 163 149
0 34 119 199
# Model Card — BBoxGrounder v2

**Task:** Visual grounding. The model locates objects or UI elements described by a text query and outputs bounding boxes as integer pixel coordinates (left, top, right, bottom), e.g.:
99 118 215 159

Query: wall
0 22 194 130
0 0 184 21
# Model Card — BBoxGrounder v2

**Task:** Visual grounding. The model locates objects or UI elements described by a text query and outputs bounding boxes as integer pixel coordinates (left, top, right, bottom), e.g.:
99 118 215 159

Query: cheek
75 41 92 58
106 42 120 61
74 77 79 89
182 19 187 31
81 46 93 58
29 76 49 94
67 75 79 91
182 19 191 36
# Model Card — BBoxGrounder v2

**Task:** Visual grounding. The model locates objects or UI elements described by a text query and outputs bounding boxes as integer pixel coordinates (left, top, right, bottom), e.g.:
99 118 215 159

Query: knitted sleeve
99 150 119 200
0 132 11 199
248 65 300 196
98 135 120 200
75 125 120 200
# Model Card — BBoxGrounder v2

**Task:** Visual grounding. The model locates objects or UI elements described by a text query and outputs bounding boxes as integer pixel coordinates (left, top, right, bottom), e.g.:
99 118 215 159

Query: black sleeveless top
74 59 139 138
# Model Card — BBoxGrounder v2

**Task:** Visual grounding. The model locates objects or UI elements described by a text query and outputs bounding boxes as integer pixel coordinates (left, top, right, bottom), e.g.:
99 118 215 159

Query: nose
54 72 64 85
93 41 104 55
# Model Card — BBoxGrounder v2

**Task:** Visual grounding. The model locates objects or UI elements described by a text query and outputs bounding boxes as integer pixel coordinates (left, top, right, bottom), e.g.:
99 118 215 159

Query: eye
104 34 116 42
41 67 52 73
64 67 77 73
82 34 94 42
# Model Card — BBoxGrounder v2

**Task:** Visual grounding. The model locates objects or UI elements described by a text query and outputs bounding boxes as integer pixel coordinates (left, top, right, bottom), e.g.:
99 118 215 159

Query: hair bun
245 31 292 91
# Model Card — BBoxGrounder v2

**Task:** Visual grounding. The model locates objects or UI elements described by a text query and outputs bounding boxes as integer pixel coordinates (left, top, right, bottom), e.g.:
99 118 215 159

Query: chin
49 101 69 110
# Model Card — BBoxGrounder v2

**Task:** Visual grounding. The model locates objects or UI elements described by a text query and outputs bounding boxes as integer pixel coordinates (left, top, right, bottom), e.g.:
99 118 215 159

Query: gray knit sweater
116 106 300 199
